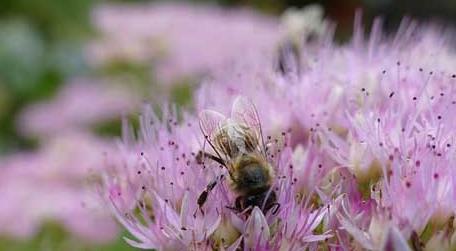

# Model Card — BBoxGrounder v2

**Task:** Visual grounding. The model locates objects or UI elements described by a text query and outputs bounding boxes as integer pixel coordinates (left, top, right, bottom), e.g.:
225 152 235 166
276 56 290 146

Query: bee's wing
199 109 226 155
231 96 261 131
231 96 266 155
199 109 226 139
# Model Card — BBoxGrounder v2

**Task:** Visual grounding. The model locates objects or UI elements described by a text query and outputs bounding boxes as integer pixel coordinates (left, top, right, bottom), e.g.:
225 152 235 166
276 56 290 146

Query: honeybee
196 97 279 215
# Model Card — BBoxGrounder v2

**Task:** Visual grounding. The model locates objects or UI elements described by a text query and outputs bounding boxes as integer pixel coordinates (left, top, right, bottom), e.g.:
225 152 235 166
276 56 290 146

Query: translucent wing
225 121 248 155
199 109 226 140
231 96 261 130
199 109 228 158
230 96 266 155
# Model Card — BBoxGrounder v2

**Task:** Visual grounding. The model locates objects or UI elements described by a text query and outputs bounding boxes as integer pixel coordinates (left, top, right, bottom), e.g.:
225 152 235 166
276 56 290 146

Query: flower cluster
88 2 281 83
0 132 118 243
101 12 456 251
102 104 333 250
18 77 138 138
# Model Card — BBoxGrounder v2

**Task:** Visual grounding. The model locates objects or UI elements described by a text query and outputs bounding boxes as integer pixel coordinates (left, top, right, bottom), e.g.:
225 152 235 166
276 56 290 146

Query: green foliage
0 0 93 40
0 0 91 153
99 60 152 88
0 20 45 94
170 81 194 108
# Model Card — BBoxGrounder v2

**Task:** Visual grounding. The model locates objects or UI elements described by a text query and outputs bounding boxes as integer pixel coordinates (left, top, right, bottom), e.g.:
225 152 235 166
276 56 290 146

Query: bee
196 97 280 216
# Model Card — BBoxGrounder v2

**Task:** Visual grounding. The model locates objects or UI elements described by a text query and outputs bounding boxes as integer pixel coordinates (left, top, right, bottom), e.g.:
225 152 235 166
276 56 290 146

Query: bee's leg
235 196 243 211
225 196 243 213
410 231 423 251
240 206 254 216
196 151 236 181
263 190 280 215
224 205 239 212
269 203 281 215
231 196 254 216
196 151 225 166
196 175 224 215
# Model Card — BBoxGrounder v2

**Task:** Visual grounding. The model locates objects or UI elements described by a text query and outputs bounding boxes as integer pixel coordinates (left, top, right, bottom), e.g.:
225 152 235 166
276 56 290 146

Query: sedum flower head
102 101 331 250
102 10 456 251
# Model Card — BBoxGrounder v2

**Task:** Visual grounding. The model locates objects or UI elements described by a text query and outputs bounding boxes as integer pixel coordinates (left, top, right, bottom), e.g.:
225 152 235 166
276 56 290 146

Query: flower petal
244 207 270 248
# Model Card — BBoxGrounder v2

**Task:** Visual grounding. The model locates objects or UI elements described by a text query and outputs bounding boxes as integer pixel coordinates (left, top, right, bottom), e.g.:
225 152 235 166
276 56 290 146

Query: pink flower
315 16 456 249
102 98 331 250
0 132 119 243
193 13 456 249
87 2 281 83
17 77 138 138
100 9 456 250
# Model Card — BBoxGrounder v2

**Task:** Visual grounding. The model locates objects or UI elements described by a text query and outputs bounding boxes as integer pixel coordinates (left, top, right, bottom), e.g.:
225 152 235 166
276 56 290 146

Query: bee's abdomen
235 163 271 195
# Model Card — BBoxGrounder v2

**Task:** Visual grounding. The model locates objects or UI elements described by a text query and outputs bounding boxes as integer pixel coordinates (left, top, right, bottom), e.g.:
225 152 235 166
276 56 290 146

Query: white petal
337 213 375 250
381 226 412 251
124 237 157 249
244 207 270 248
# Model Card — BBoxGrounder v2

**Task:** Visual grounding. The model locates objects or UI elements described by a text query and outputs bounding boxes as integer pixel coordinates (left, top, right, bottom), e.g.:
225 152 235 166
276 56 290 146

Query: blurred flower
87 2 282 83
17 77 139 138
0 131 118 243
281 4 330 45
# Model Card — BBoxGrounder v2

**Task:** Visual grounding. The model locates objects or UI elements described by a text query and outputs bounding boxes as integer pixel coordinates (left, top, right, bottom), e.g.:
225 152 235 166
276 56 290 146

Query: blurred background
0 0 454 250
